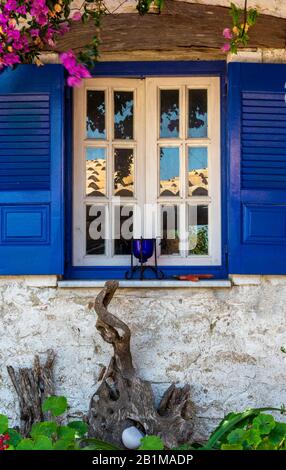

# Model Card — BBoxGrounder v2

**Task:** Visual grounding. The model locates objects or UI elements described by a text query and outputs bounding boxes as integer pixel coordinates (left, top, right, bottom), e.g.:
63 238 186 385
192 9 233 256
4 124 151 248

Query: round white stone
121 426 144 449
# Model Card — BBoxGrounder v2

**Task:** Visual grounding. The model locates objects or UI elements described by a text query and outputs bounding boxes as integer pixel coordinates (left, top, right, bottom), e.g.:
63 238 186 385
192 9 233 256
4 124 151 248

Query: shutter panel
0 65 64 274
229 63 286 274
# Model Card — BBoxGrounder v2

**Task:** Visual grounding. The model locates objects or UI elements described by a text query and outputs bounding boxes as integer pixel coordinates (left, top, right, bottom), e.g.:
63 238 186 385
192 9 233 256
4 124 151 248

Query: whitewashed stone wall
1 276 286 441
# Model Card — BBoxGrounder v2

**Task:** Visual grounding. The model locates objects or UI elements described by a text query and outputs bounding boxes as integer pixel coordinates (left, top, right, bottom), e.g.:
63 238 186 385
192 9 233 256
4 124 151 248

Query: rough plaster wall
1 278 286 441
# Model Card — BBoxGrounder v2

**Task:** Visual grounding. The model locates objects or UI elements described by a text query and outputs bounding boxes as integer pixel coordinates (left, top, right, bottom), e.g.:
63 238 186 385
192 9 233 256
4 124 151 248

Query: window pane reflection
114 91 134 140
86 147 106 197
188 147 208 196
188 205 208 255
188 89 208 138
161 205 179 255
86 91 106 139
86 205 105 255
160 147 180 197
114 148 134 197
114 205 133 255
160 90 179 138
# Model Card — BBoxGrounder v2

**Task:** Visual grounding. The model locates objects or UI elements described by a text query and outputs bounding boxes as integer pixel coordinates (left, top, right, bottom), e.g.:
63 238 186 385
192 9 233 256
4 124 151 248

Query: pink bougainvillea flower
3 0 18 13
30 29 40 38
221 43 231 52
72 11 82 22
67 75 82 87
223 28 233 40
60 50 91 87
3 52 21 66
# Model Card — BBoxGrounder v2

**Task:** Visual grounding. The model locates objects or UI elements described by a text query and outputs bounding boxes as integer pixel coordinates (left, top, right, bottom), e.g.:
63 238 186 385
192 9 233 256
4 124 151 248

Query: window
73 77 221 267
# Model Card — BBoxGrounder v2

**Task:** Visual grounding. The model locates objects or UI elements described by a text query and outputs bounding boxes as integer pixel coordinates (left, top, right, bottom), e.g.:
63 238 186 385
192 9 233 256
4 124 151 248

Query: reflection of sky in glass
160 147 180 180
114 91 133 140
160 90 179 138
189 112 207 138
114 101 133 124
86 147 106 160
86 91 106 139
188 147 208 170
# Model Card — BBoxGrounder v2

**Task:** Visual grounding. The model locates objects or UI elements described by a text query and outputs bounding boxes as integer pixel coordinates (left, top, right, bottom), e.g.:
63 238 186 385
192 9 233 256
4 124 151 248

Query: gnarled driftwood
7 349 56 436
88 280 194 449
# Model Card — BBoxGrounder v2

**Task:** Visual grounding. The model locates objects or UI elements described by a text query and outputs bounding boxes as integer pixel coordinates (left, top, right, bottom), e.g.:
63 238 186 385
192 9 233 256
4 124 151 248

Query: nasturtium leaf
253 414 276 435
268 423 286 448
68 421 88 438
16 439 35 450
139 435 164 450
42 396 68 417
7 428 21 447
57 426 76 441
227 428 245 445
256 438 276 450
244 428 262 448
33 436 53 450
0 414 8 434
31 421 57 439
221 443 243 450
53 438 73 450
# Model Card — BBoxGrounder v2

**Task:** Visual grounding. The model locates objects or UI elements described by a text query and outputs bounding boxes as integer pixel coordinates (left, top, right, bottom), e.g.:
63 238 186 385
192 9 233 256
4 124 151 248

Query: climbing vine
0 0 258 86
222 1 258 53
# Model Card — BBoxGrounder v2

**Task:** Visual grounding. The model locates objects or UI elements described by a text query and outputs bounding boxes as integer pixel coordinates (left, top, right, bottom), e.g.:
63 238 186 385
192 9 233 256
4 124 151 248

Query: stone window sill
57 279 232 289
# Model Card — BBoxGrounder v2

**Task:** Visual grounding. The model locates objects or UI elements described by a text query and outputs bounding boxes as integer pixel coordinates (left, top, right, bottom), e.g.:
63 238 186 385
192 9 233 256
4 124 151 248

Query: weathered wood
55 1 286 58
88 281 194 449
7 350 56 436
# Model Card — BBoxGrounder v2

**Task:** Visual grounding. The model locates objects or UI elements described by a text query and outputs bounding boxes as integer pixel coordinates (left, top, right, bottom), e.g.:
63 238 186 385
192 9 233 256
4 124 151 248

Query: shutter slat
0 92 50 190
229 63 286 274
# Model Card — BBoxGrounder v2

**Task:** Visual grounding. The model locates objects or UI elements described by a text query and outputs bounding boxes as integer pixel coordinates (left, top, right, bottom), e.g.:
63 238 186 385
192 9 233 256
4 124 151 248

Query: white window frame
73 76 221 267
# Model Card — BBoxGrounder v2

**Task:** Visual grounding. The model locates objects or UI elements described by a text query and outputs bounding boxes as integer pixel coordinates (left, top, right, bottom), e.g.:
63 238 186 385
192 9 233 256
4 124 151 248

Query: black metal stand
125 238 164 280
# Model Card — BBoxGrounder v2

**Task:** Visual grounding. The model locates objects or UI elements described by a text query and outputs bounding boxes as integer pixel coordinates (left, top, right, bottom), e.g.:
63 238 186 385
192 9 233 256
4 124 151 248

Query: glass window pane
86 205 105 255
161 205 179 255
160 90 179 138
86 147 106 197
114 205 133 255
114 91 134 140
188 89 208 138
188 147 208 196
114 148 134 197
188 205 208 255
160 147 180 197
86 91 106 139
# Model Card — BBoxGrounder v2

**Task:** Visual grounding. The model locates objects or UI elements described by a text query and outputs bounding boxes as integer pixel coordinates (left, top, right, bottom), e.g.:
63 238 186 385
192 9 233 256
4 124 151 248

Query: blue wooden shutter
0 65 64 274
229 63 286 274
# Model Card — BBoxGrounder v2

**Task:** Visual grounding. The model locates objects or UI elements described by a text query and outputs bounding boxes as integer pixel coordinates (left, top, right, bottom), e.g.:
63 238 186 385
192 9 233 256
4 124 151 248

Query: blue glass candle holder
125 237 164 280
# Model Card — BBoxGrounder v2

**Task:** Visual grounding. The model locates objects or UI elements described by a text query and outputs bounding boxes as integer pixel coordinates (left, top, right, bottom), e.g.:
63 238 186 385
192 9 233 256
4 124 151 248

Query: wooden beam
55 0 286 58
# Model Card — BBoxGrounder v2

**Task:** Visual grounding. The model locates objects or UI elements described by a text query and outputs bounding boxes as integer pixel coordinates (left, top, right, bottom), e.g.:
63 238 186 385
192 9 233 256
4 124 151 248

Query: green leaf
253 414 276 435
268 423 286 447
81 438 120 450
139 435 164 450
256 437 276 450
221 443 243 450
0 414 8 434
57 426 76 441
31 421 57 439
68 421 88 438
33 436 53 450
7 429 21 447
227 428 245 445
244 428 262 448
16 439 35 450
42 396 68 417
53 438 74 450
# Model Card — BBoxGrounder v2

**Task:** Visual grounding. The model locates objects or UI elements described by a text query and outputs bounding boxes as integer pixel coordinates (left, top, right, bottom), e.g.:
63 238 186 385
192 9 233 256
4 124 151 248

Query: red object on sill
173 274 214 282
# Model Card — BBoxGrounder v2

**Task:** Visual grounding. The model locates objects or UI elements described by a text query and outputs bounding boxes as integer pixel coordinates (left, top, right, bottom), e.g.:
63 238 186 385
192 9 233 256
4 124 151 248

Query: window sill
57 279 232 289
